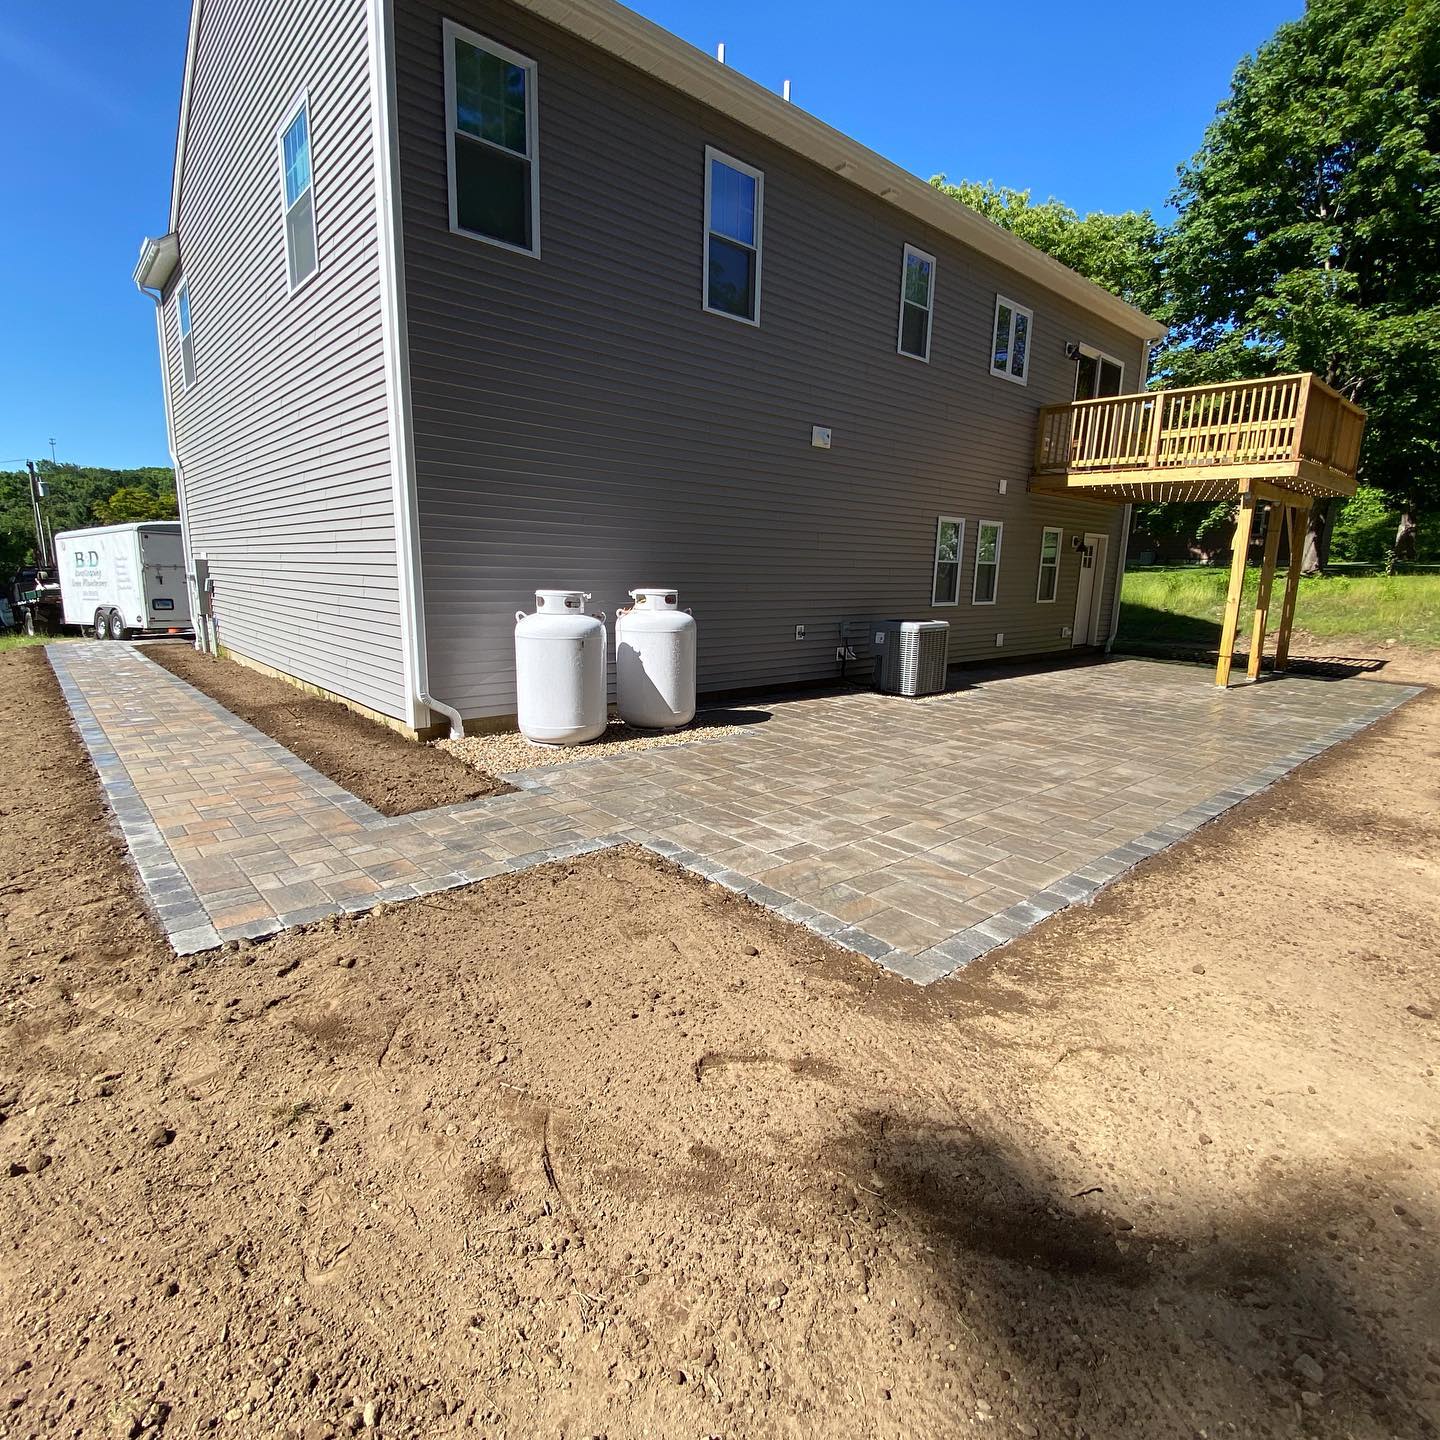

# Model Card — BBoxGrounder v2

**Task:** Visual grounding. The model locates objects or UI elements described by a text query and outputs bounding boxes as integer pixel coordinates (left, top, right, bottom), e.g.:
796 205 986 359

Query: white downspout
367 0 463 740
136 275 204 652
1105 332 1162 652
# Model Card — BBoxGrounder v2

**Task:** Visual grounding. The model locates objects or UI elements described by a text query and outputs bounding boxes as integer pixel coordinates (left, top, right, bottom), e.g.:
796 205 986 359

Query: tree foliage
0 464 178 574
929 178 1166 314
1163 0 1440 554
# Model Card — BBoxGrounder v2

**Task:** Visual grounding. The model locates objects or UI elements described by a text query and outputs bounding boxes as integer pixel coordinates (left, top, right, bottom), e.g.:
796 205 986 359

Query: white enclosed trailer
54 522 192 640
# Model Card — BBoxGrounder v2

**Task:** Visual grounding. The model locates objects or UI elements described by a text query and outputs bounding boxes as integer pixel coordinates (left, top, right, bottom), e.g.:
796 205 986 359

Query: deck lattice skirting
50 644 1420 985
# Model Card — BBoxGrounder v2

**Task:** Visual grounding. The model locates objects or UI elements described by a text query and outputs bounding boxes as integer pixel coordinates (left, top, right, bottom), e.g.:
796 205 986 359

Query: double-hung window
704 147 763 324
932 517 964 606
177 281 196 390
278 96 319 291
973 520 1003 604
990 295 1032 384
444 20 540 256
897 244 936 361
1036 526 1062 603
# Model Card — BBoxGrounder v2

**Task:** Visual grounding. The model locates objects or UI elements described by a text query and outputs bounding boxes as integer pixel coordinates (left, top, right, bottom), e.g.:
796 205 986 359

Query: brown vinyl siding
164 0 408 722
396 0 1138 720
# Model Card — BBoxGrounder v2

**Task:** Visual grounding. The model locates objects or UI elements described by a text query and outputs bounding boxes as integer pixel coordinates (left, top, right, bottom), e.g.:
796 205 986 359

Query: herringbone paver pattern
50 643 1419 983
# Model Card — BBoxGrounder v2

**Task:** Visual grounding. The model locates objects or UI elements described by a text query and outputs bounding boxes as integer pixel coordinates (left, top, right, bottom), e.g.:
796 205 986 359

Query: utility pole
26 461 53 569
48 438 57 464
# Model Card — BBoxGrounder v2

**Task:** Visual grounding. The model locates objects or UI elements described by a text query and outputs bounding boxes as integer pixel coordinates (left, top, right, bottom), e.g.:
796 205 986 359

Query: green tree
929 178 1166 313
1163 0 1440 569
0 463 178 574
93 483 180 527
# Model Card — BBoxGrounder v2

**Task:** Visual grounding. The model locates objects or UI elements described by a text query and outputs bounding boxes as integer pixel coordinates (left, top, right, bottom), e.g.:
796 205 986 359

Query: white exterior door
1072 533 1108 645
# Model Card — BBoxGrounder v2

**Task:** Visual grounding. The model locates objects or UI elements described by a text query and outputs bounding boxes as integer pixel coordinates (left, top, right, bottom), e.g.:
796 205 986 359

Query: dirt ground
1 644 1437 1440
141 643 508 814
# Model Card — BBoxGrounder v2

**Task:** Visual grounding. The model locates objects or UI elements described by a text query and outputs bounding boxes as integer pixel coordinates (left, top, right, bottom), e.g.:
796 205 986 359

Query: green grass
1119 567 1440 651
0 632 69 654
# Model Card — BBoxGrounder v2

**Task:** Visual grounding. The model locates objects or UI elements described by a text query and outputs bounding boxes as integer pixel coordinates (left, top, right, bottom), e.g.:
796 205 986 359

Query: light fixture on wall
1071 534 1084 551
1064 341 1084 361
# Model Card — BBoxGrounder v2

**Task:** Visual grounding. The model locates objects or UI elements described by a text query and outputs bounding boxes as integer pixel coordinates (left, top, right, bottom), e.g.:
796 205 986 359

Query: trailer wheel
93 612 109 640
108 611 130 642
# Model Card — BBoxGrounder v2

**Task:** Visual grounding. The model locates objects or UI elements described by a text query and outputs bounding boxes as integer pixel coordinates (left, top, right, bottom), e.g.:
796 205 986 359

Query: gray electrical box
872 620 950 697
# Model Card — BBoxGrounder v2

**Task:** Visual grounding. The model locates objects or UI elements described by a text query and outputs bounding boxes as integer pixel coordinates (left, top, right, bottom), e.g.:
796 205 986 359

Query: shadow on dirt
819 1108 1433 1438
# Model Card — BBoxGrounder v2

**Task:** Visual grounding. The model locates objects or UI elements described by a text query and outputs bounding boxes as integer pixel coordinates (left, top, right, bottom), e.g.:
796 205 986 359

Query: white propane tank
514 590 608 745
616 587 697 729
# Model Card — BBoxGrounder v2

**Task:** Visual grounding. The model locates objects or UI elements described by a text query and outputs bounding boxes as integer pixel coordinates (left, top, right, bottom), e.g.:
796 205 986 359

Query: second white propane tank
616 587 697 729
514 590 607 745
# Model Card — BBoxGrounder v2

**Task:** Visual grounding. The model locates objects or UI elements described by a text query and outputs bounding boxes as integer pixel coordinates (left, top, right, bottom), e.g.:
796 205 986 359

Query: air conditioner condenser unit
872 620 950 697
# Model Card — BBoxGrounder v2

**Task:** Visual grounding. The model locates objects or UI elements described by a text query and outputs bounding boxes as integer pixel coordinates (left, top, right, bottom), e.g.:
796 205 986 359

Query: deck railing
1034 373 1366 481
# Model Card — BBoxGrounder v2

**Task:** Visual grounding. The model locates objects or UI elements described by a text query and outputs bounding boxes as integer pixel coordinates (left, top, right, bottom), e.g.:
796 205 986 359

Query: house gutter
366 0 463 740
133 236 205 652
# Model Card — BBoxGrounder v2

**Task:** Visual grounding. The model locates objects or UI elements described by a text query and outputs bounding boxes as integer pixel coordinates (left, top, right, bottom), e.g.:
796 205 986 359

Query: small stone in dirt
1406 1004 1434 1020
276 961 299 978
1192 964 1206 975
1112 1216 1135 1232
671 1368 686 1385
1198 1133 1213 1146
1300 1390 1322 1410
161 1281 179 1297
148 1126 176 1150
337 957 356 970
6 1161 27 1178
742 945 759 957
362 1399 379 1428
1293 1353 1324 1385
26 1153 51 1174
491 1052 508 1065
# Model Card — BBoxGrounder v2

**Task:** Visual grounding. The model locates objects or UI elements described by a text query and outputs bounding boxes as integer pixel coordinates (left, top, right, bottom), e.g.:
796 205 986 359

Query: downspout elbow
420 690 465 741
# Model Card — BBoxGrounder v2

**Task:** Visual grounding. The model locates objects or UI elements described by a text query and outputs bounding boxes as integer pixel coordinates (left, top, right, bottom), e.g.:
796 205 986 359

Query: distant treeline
0 463 178 574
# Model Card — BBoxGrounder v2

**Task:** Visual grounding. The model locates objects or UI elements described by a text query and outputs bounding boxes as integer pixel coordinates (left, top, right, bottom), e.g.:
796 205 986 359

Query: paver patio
49 643 1419 983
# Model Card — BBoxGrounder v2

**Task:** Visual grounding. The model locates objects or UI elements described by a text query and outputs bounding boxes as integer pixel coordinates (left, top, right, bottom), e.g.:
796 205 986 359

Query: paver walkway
50 643 1419 983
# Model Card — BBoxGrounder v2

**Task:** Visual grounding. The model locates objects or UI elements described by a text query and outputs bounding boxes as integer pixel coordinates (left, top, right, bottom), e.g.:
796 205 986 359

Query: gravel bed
437 710 756 775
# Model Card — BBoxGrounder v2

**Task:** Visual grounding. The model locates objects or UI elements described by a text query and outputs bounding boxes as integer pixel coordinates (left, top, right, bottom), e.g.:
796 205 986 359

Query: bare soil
141 643 509 814
1 645 1437 1439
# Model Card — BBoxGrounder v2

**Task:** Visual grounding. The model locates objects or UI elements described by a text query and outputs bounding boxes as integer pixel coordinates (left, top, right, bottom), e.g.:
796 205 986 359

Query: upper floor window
177 281 196 390
932 516 964 606
704 147 763 324
973 520 1003 604
897 245 935 361
991 295 1032 384
444 20 539 256
1036 526 1062 602
278 97 319 291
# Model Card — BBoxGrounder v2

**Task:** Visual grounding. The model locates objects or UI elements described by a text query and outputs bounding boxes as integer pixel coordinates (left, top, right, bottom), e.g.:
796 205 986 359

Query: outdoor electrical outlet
835 645 856 661
998 478 1008 494
995 632 1005 646
795 624 806 640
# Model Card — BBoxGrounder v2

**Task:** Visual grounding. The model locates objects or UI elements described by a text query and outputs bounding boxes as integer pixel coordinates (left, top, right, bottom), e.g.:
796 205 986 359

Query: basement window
932 516 964 606
897 244 936 361
278 96 319 291
704 147 763 324
177 281 196 390
973 520 1003 604
445 20 540 256
1036 526 1061 603
991 295 1032 384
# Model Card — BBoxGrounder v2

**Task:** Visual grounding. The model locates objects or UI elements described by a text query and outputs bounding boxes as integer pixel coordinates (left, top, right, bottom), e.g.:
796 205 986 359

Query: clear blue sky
0 0 1300 470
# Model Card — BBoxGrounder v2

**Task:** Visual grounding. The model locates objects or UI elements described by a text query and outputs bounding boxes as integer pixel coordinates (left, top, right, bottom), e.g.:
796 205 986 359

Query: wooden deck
1032 373 1365 504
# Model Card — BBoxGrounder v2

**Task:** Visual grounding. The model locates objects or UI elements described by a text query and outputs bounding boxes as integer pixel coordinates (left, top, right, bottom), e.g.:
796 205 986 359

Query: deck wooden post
1216 493 1256 688
1247 502 1285 680
1273 505 1305 672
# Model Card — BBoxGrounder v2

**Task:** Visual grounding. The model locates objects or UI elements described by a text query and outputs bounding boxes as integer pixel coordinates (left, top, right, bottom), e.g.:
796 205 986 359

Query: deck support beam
1216 495 1256 688
1273 505 1305 672
1247 502 1285 680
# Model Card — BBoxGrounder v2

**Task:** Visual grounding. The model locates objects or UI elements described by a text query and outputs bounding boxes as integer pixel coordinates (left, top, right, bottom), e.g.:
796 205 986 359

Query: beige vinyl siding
165 0 407 722
398 0 1135 719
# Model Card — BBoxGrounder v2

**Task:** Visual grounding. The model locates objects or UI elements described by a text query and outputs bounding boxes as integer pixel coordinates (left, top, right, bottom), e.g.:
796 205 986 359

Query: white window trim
275 90 320 296
1036 525 1062 603
990 294 1033 386
931 515 964 607
702 144 764 327
897 243 936 363
1073 342 1125 398
443 17 541 259
176 280 196 393
972 519 1004 605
